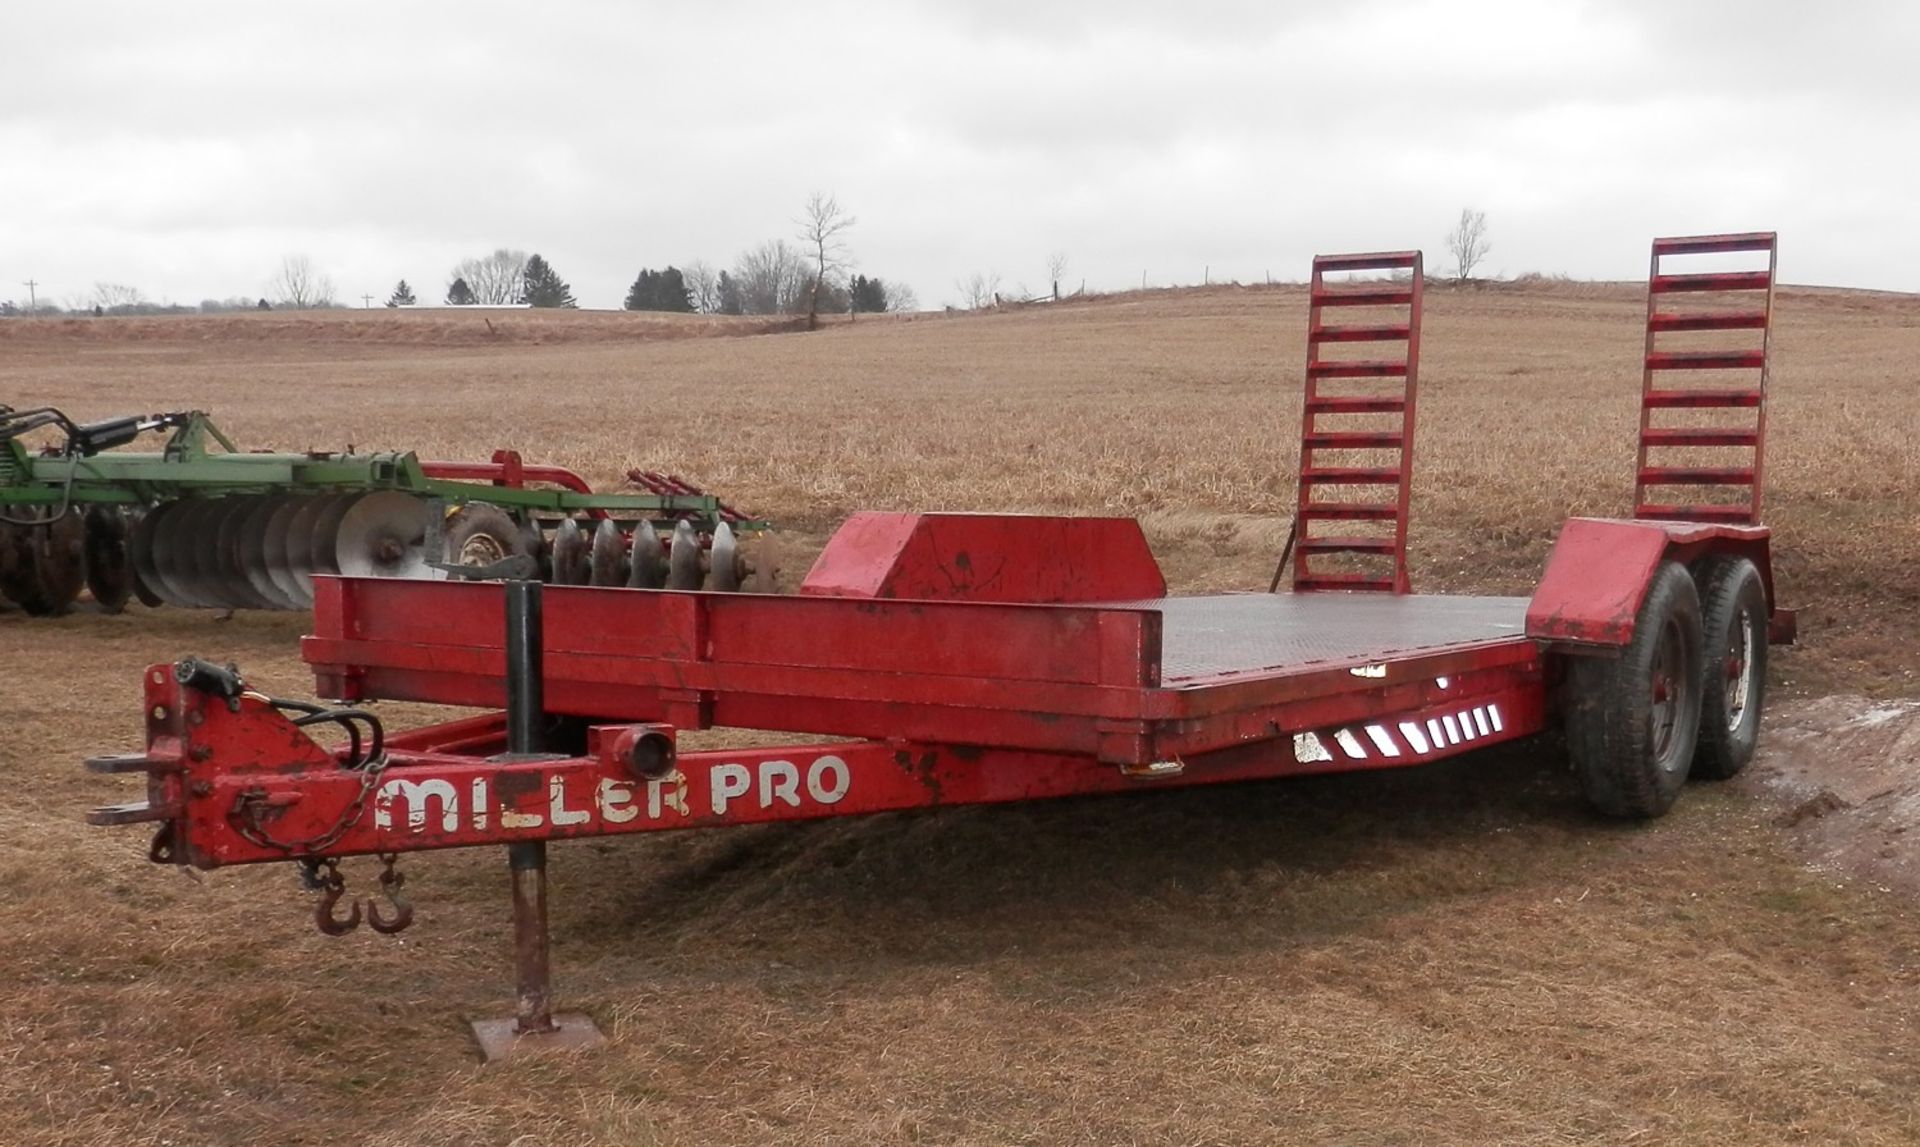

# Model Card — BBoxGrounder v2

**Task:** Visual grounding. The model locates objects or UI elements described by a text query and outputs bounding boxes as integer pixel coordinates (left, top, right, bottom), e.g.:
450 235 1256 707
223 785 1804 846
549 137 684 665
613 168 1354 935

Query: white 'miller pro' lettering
373 752 855 836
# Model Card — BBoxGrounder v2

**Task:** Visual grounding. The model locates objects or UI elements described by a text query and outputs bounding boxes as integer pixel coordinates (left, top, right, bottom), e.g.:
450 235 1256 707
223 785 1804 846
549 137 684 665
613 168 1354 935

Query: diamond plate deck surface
1098 594 1532 682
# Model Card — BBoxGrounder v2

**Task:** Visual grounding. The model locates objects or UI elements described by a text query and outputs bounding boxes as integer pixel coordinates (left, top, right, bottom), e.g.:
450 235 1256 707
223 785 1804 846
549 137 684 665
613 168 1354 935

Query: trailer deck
1110 592 1530 681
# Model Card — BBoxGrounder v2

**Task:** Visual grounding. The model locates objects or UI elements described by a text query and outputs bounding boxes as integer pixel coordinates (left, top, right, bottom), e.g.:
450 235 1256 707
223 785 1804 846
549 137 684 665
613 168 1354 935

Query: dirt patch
1744 695 1920 892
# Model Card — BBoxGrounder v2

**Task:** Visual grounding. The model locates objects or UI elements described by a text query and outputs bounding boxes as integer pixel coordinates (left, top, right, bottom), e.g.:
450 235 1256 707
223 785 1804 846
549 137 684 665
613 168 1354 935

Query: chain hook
365 852 414 935
312 859 361 936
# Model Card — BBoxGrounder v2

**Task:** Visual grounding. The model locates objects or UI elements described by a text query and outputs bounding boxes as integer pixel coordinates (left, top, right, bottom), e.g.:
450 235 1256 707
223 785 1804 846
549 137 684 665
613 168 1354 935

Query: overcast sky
3 1 1916 311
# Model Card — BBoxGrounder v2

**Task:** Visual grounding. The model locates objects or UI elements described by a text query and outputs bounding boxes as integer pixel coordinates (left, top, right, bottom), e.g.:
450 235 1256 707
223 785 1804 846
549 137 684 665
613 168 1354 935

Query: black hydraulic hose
260 693 386 770
291 710 363 766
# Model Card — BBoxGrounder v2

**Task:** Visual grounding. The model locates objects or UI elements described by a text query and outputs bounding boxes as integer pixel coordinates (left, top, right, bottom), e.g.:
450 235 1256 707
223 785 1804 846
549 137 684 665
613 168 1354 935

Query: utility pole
361 292 374 309
23 280 38 312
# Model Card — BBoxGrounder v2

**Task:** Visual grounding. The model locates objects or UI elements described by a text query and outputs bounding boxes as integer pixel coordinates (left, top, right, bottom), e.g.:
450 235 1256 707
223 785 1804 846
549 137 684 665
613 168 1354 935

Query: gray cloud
2 0 1913 310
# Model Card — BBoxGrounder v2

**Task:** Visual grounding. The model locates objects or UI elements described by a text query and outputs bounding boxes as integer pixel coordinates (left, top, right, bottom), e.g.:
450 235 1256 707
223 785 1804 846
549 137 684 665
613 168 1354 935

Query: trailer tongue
85 234 1793 1058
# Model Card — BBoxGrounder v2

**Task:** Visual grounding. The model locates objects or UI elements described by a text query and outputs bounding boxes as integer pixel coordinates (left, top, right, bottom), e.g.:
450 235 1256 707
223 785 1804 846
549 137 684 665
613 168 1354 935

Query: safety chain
227 754 389 858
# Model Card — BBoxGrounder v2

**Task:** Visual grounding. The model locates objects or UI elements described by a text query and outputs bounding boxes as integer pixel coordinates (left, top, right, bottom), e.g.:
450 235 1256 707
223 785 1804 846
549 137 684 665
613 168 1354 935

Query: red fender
1525 517 1793 648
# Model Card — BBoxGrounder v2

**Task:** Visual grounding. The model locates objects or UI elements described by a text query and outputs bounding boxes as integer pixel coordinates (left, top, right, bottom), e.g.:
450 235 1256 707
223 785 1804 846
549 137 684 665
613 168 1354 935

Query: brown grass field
2 283 1918 1145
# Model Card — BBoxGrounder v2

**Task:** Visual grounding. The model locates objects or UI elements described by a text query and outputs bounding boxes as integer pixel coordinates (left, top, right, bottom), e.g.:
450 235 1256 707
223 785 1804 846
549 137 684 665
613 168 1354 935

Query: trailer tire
1567 560 1704 819
1690 557 1768 781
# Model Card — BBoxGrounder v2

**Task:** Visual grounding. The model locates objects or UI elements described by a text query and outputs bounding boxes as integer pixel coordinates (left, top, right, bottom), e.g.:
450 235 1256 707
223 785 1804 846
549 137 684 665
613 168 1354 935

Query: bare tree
796 191 856 329
733 240 812 315
1046 251 1069 299
451 248 530 305
1446 208 1492 282
272 255 335 309
683 259 721 314
955 271 1002 310
888 282 920 313
90 283 144 312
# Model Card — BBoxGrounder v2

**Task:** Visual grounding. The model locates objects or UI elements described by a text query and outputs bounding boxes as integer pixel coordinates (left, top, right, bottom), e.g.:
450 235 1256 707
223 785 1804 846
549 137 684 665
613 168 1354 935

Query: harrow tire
445 503 526 569
1566 560 1704 820
1690 557 1768 781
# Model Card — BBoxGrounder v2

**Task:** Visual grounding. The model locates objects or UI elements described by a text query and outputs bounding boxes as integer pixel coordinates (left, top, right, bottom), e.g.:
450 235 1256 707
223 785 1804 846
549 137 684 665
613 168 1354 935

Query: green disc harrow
0 406 768 616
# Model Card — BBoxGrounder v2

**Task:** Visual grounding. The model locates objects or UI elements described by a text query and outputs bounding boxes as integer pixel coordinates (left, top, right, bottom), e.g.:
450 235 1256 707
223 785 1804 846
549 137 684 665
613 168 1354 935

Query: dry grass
2 282 1919 1145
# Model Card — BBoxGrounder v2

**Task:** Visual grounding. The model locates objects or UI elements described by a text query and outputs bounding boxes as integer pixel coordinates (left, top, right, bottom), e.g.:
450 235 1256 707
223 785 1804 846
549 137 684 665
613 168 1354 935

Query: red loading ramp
1293 250 1423 594
1635 232 1777 526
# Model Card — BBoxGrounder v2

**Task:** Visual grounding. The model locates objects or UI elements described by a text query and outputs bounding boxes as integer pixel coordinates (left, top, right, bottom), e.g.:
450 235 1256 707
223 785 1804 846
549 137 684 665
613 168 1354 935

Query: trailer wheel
1568 560 1704 819
1690 557 1768 781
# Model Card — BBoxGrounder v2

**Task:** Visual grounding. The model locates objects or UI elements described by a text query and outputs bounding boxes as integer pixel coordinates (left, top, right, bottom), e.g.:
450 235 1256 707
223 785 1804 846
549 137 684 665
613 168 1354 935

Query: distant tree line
431 249 577 308
620 255 911 317
5 194 925 318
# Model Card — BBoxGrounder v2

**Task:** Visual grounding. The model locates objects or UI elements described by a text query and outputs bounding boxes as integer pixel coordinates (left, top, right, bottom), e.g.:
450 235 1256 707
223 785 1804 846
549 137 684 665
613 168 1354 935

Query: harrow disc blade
0 521 32 610
306 494 359 577
234 496 303 610
126 509 164 608
334 491 439 580
41 511 88 614
666 520 703 590
254 496 312 609
130 501 182 607
626 524 665 589
551 518 589 585
83 506 134 613
210 496 277 610
743 534 784 594
280 495 343 605
518 517 550 580
709 521 741 592
589 519 625 587
149 500 220 609
180 498 244 609
0 509 89 616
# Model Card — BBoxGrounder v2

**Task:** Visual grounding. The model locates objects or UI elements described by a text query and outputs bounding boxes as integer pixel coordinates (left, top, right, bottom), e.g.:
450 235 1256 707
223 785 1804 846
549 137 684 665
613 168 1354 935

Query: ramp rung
1300 502 1399 521
1651 271 1773 294
1313 251 1421 273
1306 395 1406 414
1644 388 1763 409
1311 288 1415 308
1646 349 1767 371
1299 536 1398 554
1295 574 1397 592
1636 503 1756 523
1303 430 1404 449
1310 324 1410 343
1638 466 1755 486
1307 359 1408 379
1652 233 1776 256
1301 467 1403 485
1647 310 1769 332
1640 426 1759 447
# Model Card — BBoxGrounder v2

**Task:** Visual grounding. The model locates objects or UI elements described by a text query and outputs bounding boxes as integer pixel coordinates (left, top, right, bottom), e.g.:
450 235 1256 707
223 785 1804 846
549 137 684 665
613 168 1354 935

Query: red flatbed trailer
86 235 1793 1057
